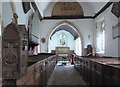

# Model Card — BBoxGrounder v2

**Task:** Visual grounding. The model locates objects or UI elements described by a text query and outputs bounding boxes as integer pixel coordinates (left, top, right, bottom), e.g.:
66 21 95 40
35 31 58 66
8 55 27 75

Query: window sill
96 51 105 55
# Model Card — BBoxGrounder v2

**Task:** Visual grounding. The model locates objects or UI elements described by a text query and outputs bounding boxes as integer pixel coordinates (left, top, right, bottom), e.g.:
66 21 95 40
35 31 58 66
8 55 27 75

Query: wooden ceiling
52 2 84 17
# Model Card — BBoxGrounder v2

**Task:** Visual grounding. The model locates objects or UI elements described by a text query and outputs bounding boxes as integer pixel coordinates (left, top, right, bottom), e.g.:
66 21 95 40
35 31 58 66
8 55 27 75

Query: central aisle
47 61 87 86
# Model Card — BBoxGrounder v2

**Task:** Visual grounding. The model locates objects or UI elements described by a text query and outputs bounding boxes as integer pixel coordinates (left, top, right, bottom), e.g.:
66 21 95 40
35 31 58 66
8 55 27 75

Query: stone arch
46 21 84 55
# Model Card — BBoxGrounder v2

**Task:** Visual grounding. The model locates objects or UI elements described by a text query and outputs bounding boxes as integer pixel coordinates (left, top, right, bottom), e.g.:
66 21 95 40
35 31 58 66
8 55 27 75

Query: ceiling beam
43 16 93 20
93 2 113 18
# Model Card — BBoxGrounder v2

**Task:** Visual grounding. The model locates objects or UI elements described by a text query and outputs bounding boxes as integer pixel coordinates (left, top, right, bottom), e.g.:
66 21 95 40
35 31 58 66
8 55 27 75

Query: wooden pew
16 55 57 86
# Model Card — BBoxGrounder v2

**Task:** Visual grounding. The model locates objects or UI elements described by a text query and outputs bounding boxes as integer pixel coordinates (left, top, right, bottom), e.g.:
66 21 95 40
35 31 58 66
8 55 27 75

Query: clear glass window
59 33 66 46
96 21 105 54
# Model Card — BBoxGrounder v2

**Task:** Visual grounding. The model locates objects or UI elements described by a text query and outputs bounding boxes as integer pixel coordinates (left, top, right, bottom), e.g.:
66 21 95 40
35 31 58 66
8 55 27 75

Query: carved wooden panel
2 23 28 79
52 2 84 16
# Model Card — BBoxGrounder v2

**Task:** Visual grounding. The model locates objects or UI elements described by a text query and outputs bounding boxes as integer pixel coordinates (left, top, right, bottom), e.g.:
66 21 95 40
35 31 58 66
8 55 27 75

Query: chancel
0 0 120 86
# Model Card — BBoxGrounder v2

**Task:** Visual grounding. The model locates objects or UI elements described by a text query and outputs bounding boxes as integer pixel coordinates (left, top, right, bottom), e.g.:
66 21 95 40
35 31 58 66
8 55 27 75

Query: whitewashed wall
39 19 94 53
2 2 119 57
2 2 13 27
2 2 34 29
94 4 119 57
31 11 40 38
48 30 75 52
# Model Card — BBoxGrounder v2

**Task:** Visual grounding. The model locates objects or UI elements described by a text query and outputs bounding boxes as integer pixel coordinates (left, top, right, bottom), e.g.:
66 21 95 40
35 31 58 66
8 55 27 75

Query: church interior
0 0 120 86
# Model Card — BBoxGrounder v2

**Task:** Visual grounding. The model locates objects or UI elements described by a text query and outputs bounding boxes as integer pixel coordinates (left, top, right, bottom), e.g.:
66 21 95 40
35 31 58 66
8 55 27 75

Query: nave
47 61 87 86
0 1 120 86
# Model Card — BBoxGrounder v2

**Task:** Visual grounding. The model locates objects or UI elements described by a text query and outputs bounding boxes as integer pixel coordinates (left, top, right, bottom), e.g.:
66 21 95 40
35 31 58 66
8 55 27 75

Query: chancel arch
47 21 83 56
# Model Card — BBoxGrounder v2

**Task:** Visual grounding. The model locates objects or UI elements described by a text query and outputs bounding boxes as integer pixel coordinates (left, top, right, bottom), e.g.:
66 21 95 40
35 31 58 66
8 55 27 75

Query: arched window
96 20 105 54
59 33 67 46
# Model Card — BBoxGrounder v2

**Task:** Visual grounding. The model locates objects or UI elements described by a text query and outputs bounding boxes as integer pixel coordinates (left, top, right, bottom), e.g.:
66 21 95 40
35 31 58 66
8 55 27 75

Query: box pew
16 55 57 86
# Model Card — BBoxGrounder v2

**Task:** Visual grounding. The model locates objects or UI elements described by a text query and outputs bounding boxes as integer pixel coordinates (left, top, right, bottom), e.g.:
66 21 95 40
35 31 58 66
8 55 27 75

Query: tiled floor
47 61 87 86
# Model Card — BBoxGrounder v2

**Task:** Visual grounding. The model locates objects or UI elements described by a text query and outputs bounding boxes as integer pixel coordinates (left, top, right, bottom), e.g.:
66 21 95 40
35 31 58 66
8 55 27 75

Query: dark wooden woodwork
28 53 55 65
111 2 120 18
102 65 113 86
28 34 39 50
43 16 93 20
22 2 30 14
2 23 28 79
74 57 120 86
16 55 57 86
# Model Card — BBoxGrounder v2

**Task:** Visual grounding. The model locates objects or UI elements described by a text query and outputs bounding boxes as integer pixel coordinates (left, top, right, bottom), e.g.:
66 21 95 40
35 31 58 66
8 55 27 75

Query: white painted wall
13 1 26 24
2 2 13 27
31 11 40 38
39 19 94 53
25 9 34 29
85 2 107 14
13 1 34 29
48 30 75 52
94 4 119 57
2 2 119 57
2 2 34 29
35 1 50 17
75 37 82 56
2 2 24 27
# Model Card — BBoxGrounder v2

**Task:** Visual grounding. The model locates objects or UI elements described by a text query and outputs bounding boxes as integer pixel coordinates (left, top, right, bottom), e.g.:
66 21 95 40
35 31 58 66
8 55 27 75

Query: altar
55 47 70 63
